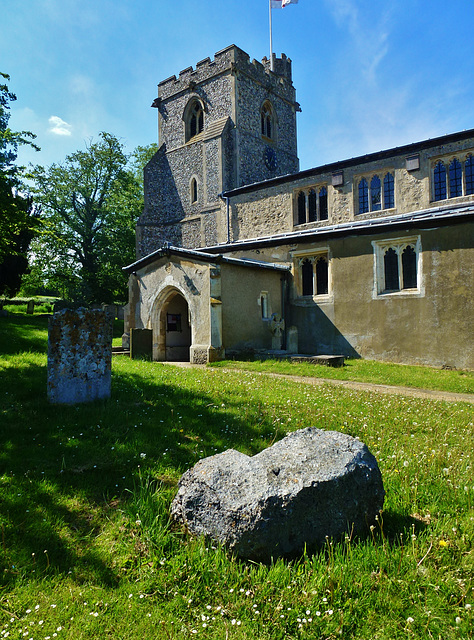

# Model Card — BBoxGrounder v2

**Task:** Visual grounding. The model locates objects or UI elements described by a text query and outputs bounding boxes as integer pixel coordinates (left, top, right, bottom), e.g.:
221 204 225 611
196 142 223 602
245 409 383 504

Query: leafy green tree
0 72 39 295
28 134 157 303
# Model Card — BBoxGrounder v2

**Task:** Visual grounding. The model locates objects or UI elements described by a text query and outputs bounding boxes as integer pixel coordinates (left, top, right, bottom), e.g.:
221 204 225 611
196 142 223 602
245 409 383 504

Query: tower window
261 101 275 140
190 177 198 204
185 99 204 142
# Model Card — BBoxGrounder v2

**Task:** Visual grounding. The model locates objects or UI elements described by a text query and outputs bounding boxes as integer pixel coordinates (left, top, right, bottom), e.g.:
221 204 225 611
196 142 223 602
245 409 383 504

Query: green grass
210 357 474 395
0 314 473 639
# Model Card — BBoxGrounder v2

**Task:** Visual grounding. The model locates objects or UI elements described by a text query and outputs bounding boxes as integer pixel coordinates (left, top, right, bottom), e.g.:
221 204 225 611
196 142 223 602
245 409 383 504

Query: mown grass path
172 362 474 404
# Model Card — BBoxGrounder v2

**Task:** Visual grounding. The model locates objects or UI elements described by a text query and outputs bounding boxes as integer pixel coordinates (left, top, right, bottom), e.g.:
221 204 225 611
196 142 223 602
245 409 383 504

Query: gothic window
261 101 274 140
185 99 204 142
383 172 395 209
295 185 329 225
433 155 474 201
315 256 329 295
319 187 328 220
308 189 317 222
357 173 394 214
301 259 314 296
359 178 369 214
297 191 306 225
373 237 421 295
370 175 381 211
449 158 462 198
297 252 330 297
466 155 474 195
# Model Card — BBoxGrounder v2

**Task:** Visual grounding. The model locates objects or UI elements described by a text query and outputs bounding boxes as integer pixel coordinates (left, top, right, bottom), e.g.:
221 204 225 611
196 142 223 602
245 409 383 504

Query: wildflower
456 617 462 625
407 617 414 623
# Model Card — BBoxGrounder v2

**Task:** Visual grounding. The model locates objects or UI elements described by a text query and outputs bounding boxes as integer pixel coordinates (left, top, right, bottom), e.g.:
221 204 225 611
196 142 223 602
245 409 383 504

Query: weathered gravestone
171 427 384 562
130 328 152 360
47 308 113 404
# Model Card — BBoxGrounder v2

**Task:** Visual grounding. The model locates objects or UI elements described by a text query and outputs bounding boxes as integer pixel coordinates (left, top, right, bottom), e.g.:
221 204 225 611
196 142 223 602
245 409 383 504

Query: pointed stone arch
150 285 192 361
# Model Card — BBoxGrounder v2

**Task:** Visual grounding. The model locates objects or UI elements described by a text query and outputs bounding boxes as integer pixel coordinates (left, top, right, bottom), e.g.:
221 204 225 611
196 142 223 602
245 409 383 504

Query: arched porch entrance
153 288 192 361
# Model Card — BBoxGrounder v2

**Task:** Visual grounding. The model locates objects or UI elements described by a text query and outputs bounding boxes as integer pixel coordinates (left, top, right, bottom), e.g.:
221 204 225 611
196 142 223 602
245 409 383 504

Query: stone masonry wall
137 45 299 256
227 135 474 243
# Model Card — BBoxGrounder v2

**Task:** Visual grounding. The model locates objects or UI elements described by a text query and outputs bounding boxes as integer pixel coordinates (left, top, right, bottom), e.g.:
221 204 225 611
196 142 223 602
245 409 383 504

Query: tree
28 134 157 303
0 72 39 295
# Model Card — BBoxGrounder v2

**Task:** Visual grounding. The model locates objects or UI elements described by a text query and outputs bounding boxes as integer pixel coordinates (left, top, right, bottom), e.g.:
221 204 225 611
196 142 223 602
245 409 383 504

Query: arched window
359 178 369 214
190 177 198 204
261 102 274 140
297 191 306 225
466 155 474 195
319 187 328 220
185 99 204 142
383 173 395 209
402 245 417 289
449 158 462 198
434 161 447 201
370 175 381 211
315 256 328 295
384 248 399 291
295 185 330 225
301 259 314 296
308 189 317 222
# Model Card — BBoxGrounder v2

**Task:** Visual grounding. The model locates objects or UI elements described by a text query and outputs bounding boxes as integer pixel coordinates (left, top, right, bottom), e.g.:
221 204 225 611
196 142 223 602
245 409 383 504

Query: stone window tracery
261 101 274 140
297 252 330 297
432 154 474 201
373 237 421 296
185 99 204 142
295 186 328 225
357 172 394 214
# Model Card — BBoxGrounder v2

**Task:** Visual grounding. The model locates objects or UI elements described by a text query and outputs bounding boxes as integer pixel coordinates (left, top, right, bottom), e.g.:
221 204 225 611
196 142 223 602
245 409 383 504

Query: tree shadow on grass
0 359 278 587
0 315 49 355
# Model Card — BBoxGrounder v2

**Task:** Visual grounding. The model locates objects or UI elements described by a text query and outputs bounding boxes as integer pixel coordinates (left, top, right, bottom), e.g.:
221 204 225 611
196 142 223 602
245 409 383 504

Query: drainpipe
218 192 231 244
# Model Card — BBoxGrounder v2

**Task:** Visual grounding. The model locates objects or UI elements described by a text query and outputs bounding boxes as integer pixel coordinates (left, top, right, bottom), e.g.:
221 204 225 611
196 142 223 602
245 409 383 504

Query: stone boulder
171 427 384 561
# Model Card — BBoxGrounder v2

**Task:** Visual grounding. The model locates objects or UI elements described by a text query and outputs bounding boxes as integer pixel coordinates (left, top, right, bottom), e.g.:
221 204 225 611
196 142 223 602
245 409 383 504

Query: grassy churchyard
0 312 473 639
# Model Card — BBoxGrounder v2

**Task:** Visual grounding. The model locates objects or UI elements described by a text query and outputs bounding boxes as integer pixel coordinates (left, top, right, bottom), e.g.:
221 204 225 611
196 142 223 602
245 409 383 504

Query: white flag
271 0 298 8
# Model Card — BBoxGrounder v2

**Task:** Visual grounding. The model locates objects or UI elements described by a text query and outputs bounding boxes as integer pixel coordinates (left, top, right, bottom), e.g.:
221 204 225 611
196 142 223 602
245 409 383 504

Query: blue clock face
264 146 277 171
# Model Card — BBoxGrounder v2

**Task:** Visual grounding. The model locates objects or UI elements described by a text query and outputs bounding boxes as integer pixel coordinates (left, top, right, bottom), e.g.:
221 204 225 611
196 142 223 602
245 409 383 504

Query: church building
124 45 473 370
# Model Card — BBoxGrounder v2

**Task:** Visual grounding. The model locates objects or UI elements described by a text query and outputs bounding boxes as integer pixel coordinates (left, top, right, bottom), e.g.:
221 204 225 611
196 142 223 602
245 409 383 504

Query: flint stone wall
47 308 113 404
171 427 384 561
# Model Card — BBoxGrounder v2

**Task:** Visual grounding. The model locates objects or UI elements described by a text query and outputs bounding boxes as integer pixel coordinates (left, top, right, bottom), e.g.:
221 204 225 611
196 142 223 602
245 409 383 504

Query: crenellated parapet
155 45 295 104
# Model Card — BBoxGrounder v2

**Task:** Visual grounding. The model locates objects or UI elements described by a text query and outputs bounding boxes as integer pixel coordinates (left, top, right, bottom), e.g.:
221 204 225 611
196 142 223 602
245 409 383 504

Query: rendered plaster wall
220 264 284 352
286 223 473 369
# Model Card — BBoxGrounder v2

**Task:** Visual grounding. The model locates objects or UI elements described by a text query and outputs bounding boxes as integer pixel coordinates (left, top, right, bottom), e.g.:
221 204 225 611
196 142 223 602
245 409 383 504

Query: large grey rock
171 427 384 561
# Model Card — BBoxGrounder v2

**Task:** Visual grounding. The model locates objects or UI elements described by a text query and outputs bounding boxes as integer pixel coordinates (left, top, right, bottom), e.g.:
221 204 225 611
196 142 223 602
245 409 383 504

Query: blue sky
2 0 474 172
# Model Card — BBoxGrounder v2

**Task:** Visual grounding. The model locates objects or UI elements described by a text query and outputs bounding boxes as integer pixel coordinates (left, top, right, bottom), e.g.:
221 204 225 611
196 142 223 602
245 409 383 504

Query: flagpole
269 0 274 71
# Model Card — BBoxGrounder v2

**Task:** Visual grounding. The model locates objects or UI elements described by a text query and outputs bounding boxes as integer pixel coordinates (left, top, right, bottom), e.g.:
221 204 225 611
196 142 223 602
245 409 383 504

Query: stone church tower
136 45 300 257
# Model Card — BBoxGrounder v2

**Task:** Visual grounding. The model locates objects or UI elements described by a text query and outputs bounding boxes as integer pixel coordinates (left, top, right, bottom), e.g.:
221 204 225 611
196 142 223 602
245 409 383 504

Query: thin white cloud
48 115 72 136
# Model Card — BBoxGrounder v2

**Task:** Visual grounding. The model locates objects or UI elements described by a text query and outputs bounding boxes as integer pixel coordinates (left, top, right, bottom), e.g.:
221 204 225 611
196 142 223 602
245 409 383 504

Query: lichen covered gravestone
171 427 385 561
47 308 113 404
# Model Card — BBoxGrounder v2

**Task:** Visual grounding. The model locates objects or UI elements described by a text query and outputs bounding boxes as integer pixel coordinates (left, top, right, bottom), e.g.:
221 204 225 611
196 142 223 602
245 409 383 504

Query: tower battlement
157 45 294 102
